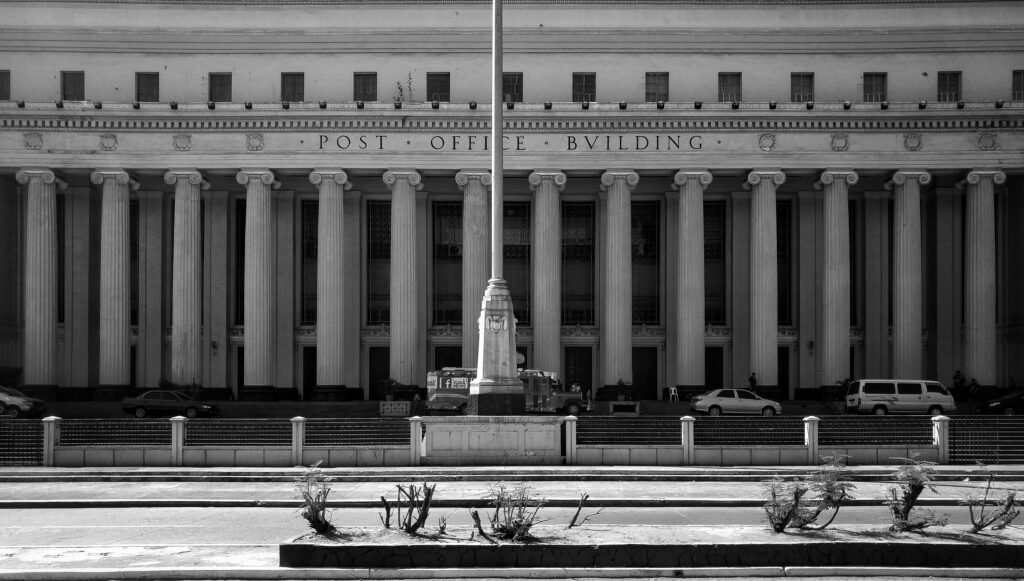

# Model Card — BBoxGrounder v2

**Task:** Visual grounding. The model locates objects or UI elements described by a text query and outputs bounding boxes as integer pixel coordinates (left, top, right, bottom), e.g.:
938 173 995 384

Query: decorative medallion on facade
977 133 998 151
173 134 192 151
100 134 118 151
830 134 849 152
903 134 922 151
247 134 265 151
758 133 776 152
24 133 43 150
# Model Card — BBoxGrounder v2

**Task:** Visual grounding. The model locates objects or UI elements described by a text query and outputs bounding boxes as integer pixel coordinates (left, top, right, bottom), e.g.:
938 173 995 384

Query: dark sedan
977 390 1024 416
122 390 220 418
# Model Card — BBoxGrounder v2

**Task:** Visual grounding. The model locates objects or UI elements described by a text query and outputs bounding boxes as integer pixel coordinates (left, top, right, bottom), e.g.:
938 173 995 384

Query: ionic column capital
91 169 140 191
817 170 859 188
236 169 279 189
16 168 58 186
966 170 1007 186
528 170 567 193
600 170 639 192
888 170 931 189
382 169 423 191
672 170 713 190
455 170 492 191
746 170 786 188
309 169 352 189
164 169 210 189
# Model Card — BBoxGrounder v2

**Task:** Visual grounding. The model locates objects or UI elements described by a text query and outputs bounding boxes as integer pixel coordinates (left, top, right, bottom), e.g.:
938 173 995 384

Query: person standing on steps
748 372 758 394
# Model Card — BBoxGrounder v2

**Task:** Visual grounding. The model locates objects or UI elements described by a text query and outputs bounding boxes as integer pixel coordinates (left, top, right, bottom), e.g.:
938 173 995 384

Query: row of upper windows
4 70 1024 104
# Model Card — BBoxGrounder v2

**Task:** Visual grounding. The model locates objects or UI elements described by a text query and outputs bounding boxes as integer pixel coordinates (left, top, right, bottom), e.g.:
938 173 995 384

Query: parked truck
426 367 587 415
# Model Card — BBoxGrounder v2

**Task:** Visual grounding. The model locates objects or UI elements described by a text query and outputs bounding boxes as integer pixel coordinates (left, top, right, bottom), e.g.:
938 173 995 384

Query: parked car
844 379 955 415
121 390 219 418
690 388 782 416
0 385 47 418
977 390 1024 416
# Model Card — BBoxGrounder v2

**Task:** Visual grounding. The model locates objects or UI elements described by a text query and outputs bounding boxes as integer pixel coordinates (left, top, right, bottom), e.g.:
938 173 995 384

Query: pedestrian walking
748 372 757 393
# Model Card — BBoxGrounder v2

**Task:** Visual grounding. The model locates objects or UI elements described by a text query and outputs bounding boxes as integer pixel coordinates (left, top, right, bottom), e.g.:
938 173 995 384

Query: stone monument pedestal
469 278 525 415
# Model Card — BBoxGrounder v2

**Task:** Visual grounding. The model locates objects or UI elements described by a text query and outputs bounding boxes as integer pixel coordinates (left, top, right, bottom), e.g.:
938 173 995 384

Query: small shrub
962 465 1021 533
295 462 335 535
392 482 436 535
885 455 948 533
485 483 546 542
762 454 856 533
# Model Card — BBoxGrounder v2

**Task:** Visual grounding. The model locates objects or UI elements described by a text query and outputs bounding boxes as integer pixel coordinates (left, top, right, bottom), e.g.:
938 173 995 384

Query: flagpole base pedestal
468 392 526 416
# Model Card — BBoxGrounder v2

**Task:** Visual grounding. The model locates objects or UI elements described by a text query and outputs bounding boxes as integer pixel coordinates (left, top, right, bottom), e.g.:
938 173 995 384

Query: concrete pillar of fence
564 415 578 465
41 416 60 467
932 415 950 465
803 416 820 465
291 416 306 467
681 416 695 466
169 416 186 467
409 416 423 466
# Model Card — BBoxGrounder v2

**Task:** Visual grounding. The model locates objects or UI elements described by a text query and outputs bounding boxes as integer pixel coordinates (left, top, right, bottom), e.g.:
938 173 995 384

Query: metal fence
576 417 681 445
693 417 806 446
0 419 43 466
58 419 171 446
819 416 933 446
184 419 292 446
949 416 1024 464
305 418 410 446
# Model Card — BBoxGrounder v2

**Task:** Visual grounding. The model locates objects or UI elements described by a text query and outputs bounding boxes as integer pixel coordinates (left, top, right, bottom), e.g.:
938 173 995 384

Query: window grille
281 72 304 102
354 72 377 102
572 72 596 102
704 201 726 325
300 201 318 325
790 73 814 102
631 202 659 325
562 202 595 324
503 72 523 103
1014 70 1024 100
0 70 9 101
718 72 741 102
863 72 887 102
367 201 391 325
209 73 232 102
432 202 462 325
937 71 961 102
504 202 531 324
61 71 84 101
234 200 245 325
426 72 450 102
135 72 159 103
777 201 793 326
130 200 139 326
645 72 669 102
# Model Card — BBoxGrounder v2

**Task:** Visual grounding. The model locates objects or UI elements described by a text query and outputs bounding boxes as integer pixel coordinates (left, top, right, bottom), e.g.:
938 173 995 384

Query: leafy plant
885 455 948 532
393 72 415 104
762 454 856 533
961 464 1021 533
295 462 335 535
484 483 546 542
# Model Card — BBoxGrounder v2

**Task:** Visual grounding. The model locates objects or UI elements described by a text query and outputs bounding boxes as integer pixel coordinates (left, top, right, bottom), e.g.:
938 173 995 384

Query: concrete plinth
468 392 526 416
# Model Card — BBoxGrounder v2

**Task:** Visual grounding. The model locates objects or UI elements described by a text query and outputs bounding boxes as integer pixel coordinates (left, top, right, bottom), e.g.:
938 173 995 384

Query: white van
844 379 955 415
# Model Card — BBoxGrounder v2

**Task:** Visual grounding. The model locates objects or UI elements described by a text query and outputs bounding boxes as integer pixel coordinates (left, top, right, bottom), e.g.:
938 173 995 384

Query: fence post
681 416 695 466
41 416 60 467
408 416 422 466
564 415 578 465
803 416 820 465
291 416 306 466
932 415 950 464
169 416 186 467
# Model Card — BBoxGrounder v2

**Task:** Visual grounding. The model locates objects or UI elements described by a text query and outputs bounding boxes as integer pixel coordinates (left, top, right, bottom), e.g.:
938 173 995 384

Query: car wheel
928 406 943 416
1005 408 1016 416
134 407 147 418
761 407 776 417
708 406 722 417
872 405 888 416
185 407 199 419
7 406 21 418
566 402 582 416
458 403 468 416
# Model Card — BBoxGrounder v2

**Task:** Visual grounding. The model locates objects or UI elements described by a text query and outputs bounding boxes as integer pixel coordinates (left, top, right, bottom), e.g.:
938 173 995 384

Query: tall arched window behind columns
631 201 659 324
705 200 726 325
300 200 318 325
367 200 391 325
432 201 462 325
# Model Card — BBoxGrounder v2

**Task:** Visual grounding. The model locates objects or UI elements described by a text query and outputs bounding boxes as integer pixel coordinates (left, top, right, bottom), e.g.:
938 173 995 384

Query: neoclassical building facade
0 0 1022 401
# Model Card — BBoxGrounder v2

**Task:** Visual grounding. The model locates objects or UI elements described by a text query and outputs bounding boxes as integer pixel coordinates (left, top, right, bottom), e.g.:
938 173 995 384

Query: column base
239 384 276 401
468 392 526 416
19 384 59 401
93 385 130 401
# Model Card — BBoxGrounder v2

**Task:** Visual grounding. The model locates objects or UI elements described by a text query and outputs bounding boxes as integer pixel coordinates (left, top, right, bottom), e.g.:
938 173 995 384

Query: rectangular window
367 201 391 325
61 71 84 101
562 202 595 324
937 71 961 102
281 72 304 102
234 200 246 325
863 72 887 102
432 202 462 325
572 72 596 102
718 72 741 102
135 72 159 103
790 73 814 102
1014 70 1024 100
777 200 793 326
353 72 377 102
209 73 232 102
0 70 9 101
645 72 669 102
505 202 531 324
300 201 318 325
426 72 450 102
631 202 660 325
502 72 523 103
704 201 726 325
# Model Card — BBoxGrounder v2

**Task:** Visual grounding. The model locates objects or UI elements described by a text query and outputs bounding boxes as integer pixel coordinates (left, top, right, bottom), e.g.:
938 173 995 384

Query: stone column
383 169 423 385
236 169 278 399
890 170 930 379
456 170 492 368
963 170 1005 386
16 170 60 394
747 170 786 391
529 171 566 375
309 169 351 392
165 170 207 387
672 170 712 389
92 169 137 394
599 170 639 386
818 170 858 388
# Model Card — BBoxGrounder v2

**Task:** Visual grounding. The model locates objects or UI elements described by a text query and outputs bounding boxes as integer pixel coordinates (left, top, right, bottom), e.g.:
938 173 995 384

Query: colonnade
14 166 1007 396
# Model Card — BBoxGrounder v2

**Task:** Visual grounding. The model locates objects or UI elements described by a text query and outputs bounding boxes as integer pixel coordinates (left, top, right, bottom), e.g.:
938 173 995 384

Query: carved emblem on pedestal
24 133 43 150
173 134 192 151
758 133 776 152
247 134 264 151
830 134 849 152
485 315 507 333
977 133 998 151
100 134 118 151
903 134 922 151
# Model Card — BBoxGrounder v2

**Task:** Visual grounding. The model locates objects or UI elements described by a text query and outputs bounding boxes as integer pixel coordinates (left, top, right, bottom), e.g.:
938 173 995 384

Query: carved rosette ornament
100 134 118 151
758 133 776 152
903 134 922 151
830 134 849 152
24 133 43 150
527 171 567 192
173 134 192 152
455 170 492 190
247 134 264 151
977 133 998 151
